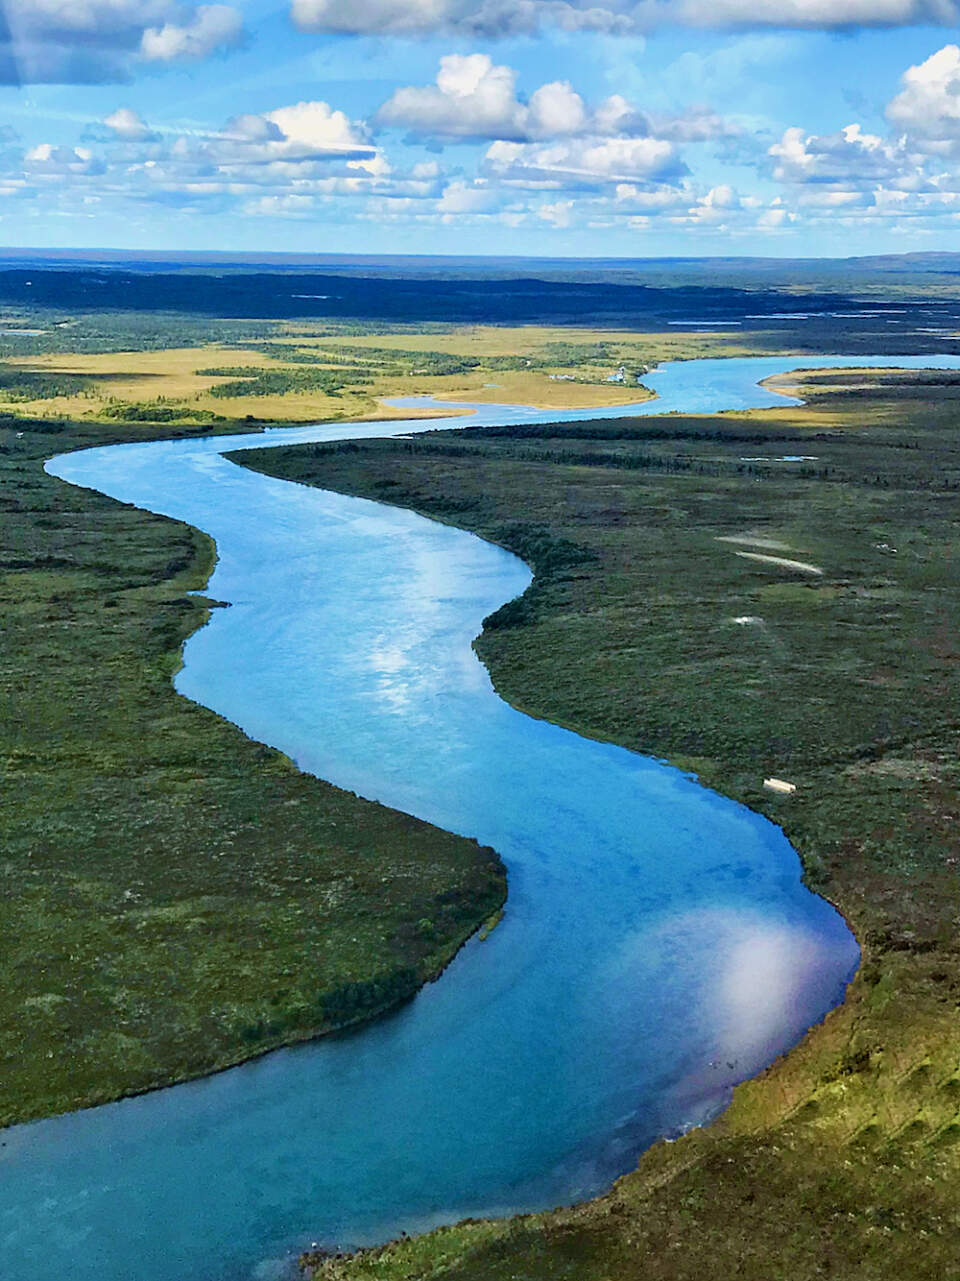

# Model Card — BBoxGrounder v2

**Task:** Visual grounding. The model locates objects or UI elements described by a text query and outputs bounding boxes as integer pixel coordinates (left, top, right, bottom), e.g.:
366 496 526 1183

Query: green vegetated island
2 256 960 1275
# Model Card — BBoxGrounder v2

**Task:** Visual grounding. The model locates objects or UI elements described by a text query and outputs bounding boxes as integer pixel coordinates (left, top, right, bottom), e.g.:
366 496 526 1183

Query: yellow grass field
434 373 654 409
0 324 751 425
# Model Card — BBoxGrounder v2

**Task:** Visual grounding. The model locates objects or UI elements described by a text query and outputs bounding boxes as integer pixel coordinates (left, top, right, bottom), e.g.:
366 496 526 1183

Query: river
5 355 954 1281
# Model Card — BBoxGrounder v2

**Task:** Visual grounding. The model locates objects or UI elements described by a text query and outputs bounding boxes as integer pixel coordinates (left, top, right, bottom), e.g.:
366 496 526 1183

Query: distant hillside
0 249 959 279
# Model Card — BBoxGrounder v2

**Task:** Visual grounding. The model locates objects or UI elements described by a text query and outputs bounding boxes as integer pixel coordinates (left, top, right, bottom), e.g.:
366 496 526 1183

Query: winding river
5 355 956 1281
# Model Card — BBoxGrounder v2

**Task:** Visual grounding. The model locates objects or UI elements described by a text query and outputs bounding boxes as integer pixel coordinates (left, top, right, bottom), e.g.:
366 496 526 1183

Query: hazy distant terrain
1 254 960 342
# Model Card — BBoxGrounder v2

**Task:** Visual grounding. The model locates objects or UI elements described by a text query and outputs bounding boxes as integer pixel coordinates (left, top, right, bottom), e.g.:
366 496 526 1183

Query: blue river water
5 355 957 1281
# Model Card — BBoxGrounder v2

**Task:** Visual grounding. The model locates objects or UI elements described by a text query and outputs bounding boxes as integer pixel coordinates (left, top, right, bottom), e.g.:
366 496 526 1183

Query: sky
4 1 960 255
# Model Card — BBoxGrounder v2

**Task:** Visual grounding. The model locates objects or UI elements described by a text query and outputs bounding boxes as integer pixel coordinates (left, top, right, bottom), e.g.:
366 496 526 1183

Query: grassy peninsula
0 315 701 427
242 368 960 1280
0 412 505 1127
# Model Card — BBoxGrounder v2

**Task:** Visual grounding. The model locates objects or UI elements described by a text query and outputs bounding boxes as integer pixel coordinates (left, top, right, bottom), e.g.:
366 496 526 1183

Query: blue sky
4 0 960 255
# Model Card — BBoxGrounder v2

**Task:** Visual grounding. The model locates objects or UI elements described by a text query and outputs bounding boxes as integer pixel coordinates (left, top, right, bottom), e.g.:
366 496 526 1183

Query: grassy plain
0 323 753 424
0 413 505 1126
242 371 960 1280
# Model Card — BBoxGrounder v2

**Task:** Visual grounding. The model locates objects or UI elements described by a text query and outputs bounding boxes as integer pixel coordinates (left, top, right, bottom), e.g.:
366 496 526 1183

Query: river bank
0 412 506 1127
241 368 960 1280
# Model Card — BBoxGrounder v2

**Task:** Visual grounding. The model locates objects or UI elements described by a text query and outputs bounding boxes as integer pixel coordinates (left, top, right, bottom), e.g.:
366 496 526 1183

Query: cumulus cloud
734 43 960 237
242 193 316 217
105 97 444 213
0 79 452 225
21 28 960 242
688 182 740 218
24 143 103 176
437 178 499 212
200 101 377 168
378 54 528 139
887 44 960 149
376 53 732 156
757 201 795 227
484 133 685 188
426 167 775 233
769 123 917 184
609 178 756 227
291 0 960 37
264 101 373 157
756 72 960 233
517 179 804 235
102 107 157 141
613 181 690 211
537 198 574 225
376 55 648 141
140 4 242 61
0 0 243 83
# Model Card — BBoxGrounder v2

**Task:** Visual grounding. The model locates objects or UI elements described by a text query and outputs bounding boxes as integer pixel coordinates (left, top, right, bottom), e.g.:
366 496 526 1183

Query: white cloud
290 0 960 37
24 143 102 176
265 101 372 156
24 33 960 243
194 101 377 170
484 134 684 188
432 175 812 236
0 1 244 82
377 53 726 152
769 123 916 184
242 193 316 217
537 198 574 226
124 99 445 211
378 54 528 139
141 4 242 61
887 44 960 148
738 44 960 234
527 80 589 136
377 55 628 141
687 182 740 219
757 202 794 227
437 179 499 212
103 107 156 141
613 179 763 229
794 188 871 208
0 83 455 225
614 181 690 211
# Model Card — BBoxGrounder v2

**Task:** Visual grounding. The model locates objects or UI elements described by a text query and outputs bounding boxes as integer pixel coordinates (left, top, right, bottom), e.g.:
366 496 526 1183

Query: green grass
0 413 505 1127
241 369 960 1280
